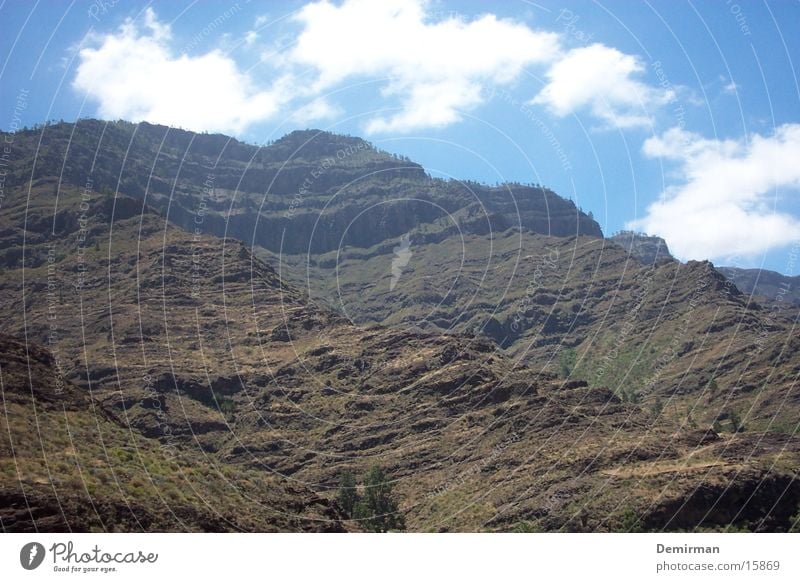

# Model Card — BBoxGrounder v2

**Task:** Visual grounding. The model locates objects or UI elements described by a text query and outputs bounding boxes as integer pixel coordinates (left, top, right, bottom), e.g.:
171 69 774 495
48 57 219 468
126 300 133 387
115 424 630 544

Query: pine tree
354 465 405 532
337 469 358 519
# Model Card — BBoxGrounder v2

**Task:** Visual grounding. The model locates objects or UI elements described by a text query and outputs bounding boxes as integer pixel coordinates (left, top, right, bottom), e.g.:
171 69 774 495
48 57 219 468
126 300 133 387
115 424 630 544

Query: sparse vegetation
706 378 719 398
618 508 644 533
650 396 664 416
559 348 577 378
218 398 236 417
729 410 744 433
337 469 358 518
338 466 405 532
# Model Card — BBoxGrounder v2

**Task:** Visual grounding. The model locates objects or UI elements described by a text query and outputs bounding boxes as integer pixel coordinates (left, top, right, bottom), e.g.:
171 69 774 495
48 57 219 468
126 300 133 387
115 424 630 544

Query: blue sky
1 0 799 272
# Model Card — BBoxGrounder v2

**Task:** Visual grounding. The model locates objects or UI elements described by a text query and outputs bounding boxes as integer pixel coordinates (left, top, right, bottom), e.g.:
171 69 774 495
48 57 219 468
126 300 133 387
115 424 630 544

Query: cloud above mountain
629 124 800 261
71 0 676 135
287 0 559 133
531 44 675 129
73 8 287 134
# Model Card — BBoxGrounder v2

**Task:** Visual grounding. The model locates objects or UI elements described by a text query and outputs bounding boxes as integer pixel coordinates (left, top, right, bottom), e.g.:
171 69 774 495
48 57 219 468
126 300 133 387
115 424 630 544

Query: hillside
283 229 799 433
1 119 600 257
718 267 800 307
1 120 799 532
0 334 346 532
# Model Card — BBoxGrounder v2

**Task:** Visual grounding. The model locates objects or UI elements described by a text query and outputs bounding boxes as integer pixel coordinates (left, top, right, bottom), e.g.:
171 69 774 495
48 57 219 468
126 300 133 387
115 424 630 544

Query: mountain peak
609 230 675 265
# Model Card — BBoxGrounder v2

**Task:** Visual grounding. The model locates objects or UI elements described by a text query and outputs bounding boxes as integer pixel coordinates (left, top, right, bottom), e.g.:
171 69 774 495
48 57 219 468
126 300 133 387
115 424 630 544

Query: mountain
717 267 800 307
289 229 799 432
1 120 798 532
608 230 675 266
2 119 600 257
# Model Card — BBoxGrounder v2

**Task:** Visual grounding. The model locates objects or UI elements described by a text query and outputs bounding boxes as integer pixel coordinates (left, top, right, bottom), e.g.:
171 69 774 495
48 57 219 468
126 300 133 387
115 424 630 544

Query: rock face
290 230 799 434
717 266 800 306
2 120 601 258
0 121 799 532
608 231 675 266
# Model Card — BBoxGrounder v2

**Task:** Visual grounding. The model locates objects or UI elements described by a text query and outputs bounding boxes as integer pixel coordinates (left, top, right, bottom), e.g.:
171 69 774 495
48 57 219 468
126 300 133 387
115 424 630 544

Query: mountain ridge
2 119 602 252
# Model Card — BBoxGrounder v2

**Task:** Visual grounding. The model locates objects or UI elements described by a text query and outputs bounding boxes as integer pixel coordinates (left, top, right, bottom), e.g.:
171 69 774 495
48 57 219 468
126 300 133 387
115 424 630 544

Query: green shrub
337 470 358 518
338 466 405 532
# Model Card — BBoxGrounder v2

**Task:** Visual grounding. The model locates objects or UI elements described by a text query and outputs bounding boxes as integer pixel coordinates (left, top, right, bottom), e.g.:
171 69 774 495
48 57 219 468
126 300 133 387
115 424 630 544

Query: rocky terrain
718 267 800 307
1 120 798 532
608 231 675 266
288 230 799 434
0 334 346 532
607 232 798 310
1 120 599 258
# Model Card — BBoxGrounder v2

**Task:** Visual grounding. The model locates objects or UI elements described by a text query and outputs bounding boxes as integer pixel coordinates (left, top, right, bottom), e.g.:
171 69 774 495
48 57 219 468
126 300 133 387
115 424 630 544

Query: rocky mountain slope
718 267 800 307
0 334 346 532
608 231 675 266
604 232 798 310
1 119 599 257
1 120 798 532
284 230 799 433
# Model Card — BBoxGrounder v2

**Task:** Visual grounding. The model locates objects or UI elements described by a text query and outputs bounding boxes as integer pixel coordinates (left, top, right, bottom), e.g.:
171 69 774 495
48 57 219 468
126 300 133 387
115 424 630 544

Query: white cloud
290 97 342 124
532 43 674 129
71 2 680 136
287 0 560 133
628 125 800 261
244 30 258 46
366 78 483 133
73 8 283 134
